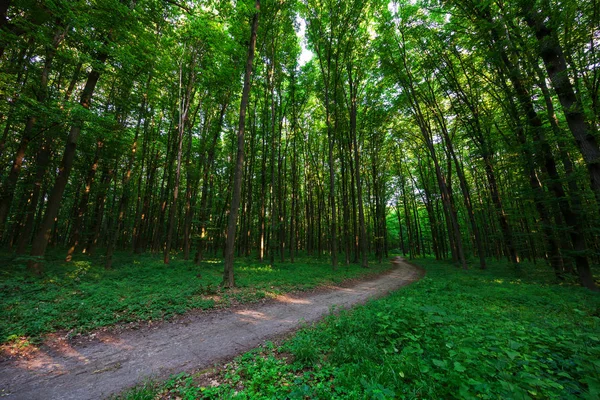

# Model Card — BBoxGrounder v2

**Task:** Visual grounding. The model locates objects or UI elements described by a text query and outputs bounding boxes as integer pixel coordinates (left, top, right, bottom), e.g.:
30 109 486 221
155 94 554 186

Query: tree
223 0 260 288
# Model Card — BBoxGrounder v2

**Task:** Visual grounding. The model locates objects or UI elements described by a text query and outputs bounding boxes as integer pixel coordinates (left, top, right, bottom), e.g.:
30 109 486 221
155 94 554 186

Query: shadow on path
0 258 424 400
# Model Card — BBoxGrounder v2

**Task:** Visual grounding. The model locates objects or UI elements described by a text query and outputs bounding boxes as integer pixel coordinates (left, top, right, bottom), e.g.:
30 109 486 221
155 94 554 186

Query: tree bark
348 62 368 268
223 0 259 288
521 2 600 204
15 140 51 254
65 140 102 261
195 100 228 264
495 17 597 289
28 50 108 274
84 167 113 256
0 25 66 237
165 60 195 264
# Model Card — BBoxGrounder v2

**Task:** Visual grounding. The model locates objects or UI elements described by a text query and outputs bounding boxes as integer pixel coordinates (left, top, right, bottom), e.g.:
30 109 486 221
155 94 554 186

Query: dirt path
0 259 423 400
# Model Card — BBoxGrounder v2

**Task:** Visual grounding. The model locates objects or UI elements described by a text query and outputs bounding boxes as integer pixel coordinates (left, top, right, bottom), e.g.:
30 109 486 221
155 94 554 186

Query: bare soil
0 258 424 400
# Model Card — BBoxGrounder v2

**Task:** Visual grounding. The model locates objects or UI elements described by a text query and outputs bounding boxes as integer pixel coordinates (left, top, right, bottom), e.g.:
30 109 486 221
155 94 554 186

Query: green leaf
454 361 466 372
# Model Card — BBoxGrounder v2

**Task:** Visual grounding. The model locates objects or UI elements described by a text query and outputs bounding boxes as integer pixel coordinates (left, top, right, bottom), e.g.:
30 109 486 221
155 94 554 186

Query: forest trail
0 259 423 400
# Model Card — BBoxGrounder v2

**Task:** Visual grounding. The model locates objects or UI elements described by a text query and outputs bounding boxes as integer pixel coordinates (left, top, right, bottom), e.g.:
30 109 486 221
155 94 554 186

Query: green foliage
119 258 600 399
0 251 392 344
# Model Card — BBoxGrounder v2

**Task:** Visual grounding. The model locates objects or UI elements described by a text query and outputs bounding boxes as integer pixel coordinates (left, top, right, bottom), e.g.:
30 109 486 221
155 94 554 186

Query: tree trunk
65 140 102 261
85 167 113 256
195 100 228 264
269 61 277 265
223 0 259 288
0 26 66 237
522 2 600 204
28 51 108 274
165 61 194 264
16 140 51 254
497 25 596 289
348 62 368 268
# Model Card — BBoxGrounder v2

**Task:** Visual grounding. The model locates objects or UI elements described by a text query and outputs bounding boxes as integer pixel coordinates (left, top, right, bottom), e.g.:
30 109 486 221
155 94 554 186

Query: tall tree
223 0 260 288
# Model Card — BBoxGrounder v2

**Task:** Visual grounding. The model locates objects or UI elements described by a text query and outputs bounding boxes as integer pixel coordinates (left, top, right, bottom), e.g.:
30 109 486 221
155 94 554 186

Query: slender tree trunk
401 176 413 259
0 41 34 162
446 135 485 268
223 0 259 287
522 3 600 203
348 63 368 268
195 100 228 264
479 146 518 261
269 62 277 265
506 93 565 274
258 87 268 261
65 140 102 261
85 167 113 256
443 48 518 264
244 103 256 257
396 35 466 267
182 168 195 260
498 30 596 288
134 145 159 254
152 117 175 253
16 140 51 254
165 61 194 264
64 62 83 102
181 99 204 260
0 26 66 237
289 78 298 263
28 51 108 274
278 103 286 263
326 102 338 267
396 202 406 255
105 79 148 268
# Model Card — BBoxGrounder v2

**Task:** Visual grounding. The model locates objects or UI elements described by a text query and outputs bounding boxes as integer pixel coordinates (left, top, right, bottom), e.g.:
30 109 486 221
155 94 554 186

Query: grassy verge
117 258 600 399
0 251 392 346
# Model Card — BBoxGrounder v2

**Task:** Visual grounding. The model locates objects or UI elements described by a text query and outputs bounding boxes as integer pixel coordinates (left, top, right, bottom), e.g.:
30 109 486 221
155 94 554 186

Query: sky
296 17 314 66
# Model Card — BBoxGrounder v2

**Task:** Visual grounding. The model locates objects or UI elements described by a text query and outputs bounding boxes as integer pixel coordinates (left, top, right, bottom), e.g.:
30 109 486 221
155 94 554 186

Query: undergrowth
0 251 391 345
117 258 600 399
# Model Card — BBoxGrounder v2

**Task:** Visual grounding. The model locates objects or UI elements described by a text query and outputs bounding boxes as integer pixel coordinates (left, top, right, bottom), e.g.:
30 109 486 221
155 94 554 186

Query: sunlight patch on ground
18 352 66 373
489 278 525 286
68 261 92 280
238 265 276 273
99 335 133 351
275 295 311 305
47 341 90 364
235 310 271 324
331 287 356 293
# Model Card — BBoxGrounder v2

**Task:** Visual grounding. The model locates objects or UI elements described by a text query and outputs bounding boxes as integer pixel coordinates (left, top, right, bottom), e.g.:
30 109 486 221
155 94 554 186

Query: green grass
0 251 392 345
116 258 600 399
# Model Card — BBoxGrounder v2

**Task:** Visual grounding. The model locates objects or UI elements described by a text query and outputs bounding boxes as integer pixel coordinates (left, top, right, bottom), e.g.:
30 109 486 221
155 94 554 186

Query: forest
1 0 600 398
0 0 599 288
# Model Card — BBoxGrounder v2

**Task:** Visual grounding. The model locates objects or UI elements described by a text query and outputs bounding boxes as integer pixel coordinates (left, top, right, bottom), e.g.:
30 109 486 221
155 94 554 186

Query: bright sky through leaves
295 16 313 66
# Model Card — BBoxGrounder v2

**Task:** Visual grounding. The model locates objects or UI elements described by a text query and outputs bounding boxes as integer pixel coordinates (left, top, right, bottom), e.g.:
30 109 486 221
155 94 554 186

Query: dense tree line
0 0 598 289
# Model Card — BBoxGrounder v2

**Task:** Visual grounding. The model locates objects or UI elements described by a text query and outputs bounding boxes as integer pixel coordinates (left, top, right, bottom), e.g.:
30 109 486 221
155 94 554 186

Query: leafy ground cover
0 251 392 345
118 258 600 399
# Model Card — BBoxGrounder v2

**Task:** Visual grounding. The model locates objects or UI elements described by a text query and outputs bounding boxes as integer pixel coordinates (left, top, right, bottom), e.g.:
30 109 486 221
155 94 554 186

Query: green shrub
0 250 392 344
118 258 600 399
